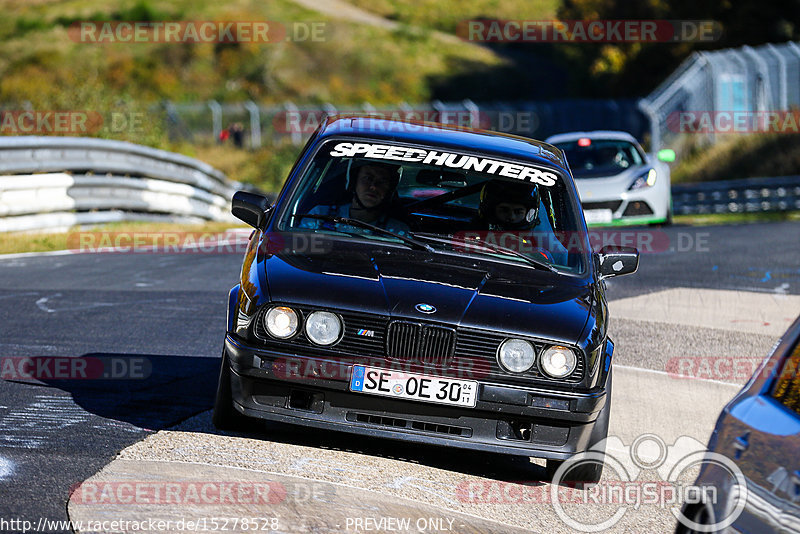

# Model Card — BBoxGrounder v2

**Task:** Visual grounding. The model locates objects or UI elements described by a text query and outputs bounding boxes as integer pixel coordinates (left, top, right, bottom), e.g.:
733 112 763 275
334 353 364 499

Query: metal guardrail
672 175 800 215
0 136 239 232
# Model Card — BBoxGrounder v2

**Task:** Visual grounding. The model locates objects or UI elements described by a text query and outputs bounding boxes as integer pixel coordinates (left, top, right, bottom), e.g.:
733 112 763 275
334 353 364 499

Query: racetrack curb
67 367 739 533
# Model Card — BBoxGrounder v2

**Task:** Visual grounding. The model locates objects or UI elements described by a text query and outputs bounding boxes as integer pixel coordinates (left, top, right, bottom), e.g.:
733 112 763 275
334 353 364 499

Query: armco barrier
672 175 800 215
0 136 242 232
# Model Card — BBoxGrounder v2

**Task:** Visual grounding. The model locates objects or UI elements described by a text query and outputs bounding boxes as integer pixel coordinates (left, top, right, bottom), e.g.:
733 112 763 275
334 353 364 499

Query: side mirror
657 149 676 163
596 245 639 279
232 191 271 229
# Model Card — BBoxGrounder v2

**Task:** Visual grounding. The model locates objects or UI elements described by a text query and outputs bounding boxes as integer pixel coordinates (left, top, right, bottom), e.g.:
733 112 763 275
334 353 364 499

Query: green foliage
672 134 800 183
192 142 302 193
0 0 505 109
555 0 800 97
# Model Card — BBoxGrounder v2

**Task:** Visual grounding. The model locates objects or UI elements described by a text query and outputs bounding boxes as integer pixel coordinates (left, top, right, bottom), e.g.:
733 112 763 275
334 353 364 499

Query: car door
711 318 800 533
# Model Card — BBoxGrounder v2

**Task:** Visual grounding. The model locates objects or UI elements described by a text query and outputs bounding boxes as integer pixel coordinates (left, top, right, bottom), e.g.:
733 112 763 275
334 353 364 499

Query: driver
477 179 569 265
302 161 410 235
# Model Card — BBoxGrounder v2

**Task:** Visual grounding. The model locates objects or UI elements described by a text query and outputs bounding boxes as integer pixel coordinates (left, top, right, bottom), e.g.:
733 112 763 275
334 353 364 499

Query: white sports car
545 131 674 226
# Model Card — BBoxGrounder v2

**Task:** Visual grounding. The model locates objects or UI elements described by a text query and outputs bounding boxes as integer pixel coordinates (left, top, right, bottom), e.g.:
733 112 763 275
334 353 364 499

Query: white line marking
0 456 13 480
0 292 39 300
35 294 60 313
0 396 91 449
0 249 78 260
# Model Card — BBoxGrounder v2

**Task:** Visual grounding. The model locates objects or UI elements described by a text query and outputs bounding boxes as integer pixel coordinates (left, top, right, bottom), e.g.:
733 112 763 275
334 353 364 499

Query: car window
554 139 645 179
278 139 589 274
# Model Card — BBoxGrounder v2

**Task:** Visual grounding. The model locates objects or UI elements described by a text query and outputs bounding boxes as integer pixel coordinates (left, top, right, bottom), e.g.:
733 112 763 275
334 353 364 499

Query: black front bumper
224 335 609 459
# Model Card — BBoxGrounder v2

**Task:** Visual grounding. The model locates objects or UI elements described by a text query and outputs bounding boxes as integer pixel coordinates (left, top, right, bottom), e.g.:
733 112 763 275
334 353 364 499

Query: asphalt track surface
0 221 799 532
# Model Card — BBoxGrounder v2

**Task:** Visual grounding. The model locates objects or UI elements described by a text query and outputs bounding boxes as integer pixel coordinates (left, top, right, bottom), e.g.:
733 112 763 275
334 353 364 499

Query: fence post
244 100 261 149
208 100 222 142
787 42 800 107
766 44 788 110
322 103 337 122
742 46 771 112
284 101 301 145
637 99 660 152
462 99 480 128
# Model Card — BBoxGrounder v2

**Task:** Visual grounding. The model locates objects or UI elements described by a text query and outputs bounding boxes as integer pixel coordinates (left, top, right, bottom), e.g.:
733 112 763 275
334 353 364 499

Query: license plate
584 209 613 224
349 365 478 408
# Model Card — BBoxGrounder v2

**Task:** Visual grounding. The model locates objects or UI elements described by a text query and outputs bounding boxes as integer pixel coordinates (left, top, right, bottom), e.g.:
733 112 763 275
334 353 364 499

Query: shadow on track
2 352 218 430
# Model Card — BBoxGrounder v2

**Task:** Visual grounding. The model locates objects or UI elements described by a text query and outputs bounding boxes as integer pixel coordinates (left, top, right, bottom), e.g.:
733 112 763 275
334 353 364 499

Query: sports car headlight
540 345 578 378
264 306 299 339
628 168 657 190
304 311 342 345
497 339 536 373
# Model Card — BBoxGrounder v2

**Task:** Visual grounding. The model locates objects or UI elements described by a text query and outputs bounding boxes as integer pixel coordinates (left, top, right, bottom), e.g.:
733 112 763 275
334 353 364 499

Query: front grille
623 200 654 216
583 200 623 212
772 342 800 415
386 321 456 367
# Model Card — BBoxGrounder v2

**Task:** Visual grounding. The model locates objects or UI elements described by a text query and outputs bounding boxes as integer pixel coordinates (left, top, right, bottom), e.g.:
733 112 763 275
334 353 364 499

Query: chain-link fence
640 40 800 155
162 40 800 158
165 98 648 150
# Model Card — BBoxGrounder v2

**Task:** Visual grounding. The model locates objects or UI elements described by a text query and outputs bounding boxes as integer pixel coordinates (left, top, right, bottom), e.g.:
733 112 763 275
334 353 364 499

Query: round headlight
497 339 536 373
264 306 298 339
540 345 577 378
304 311 342 345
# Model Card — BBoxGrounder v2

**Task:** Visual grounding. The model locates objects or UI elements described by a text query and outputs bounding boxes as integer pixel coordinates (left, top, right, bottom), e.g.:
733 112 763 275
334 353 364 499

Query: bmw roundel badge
415 303 436 314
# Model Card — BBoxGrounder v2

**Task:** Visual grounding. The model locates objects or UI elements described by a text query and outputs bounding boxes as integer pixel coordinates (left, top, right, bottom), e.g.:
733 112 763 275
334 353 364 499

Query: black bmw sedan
213 116 638 483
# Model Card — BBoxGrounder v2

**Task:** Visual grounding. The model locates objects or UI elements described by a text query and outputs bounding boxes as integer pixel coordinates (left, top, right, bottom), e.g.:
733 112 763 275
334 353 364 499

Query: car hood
263 244 594 345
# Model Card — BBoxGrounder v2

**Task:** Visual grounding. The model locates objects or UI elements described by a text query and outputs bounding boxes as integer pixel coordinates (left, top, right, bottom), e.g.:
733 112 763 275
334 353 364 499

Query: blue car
213 116 639 483
678 314 800 533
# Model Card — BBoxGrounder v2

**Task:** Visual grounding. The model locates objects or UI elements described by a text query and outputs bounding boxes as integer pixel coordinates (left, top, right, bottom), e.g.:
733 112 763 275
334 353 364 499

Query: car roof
545 130 641 145
316 115 569 171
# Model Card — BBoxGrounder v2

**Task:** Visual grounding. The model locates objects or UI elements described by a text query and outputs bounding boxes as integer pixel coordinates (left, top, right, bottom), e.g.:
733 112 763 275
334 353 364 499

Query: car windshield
278 139 589 274
554 139 645 179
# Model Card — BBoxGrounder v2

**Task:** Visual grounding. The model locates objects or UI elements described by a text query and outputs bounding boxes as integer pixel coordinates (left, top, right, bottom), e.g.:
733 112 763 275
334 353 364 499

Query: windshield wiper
296 213 434 252
413 232 559 273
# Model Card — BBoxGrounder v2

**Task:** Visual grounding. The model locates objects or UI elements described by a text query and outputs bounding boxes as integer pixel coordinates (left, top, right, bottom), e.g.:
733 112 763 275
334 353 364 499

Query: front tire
212 348 252 431
546 367 613 485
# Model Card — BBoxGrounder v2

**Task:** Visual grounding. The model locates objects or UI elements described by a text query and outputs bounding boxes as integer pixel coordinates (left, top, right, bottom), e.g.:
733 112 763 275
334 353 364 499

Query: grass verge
673 211 800 226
